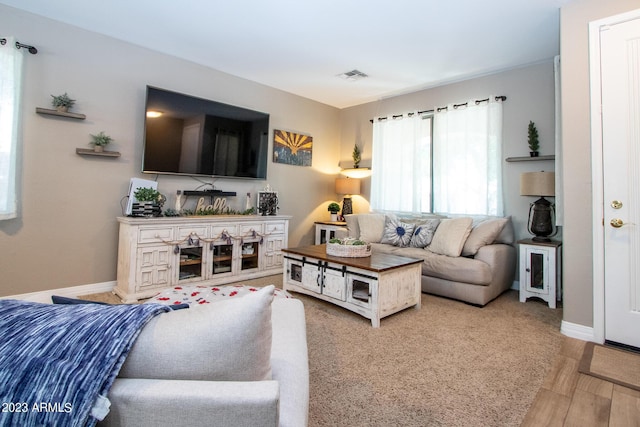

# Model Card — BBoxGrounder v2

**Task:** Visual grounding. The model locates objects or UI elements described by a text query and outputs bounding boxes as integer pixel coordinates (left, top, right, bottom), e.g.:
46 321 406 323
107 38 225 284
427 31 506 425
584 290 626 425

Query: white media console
115 215 290 302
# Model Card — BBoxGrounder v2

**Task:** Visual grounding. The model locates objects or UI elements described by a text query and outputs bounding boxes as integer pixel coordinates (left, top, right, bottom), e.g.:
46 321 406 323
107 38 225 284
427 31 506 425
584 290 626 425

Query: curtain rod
0 38 38 54
370 95 506 123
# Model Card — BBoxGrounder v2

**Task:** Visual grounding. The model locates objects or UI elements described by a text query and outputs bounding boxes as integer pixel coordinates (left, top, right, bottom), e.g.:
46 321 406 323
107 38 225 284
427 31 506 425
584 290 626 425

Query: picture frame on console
257 191 278 216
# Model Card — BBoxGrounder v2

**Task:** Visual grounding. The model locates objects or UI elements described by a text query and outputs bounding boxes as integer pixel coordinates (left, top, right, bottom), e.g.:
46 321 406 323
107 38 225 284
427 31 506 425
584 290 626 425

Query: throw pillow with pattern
380 217 414 247
409 219 441 248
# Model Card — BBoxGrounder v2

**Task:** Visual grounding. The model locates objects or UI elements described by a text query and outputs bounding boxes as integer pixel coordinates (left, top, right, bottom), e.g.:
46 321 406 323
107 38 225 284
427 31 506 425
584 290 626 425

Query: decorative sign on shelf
258 191 278 216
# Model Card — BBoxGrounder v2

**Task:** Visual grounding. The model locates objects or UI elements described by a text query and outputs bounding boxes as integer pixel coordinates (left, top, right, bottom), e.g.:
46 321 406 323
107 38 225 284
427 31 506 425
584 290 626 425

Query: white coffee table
282 245 422 327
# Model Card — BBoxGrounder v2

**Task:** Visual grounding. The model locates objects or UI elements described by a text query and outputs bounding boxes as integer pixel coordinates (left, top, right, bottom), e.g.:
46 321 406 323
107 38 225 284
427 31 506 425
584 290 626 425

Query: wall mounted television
142 86 269 179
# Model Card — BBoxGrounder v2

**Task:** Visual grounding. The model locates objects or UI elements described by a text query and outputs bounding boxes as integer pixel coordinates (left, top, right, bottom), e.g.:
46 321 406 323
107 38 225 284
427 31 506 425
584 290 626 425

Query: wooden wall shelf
36 107 86 120
505 155 555 162
76 148 121 158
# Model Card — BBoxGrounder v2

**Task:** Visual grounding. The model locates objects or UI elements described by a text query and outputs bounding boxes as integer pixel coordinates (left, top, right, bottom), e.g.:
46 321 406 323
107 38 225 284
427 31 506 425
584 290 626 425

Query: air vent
338 69 368 81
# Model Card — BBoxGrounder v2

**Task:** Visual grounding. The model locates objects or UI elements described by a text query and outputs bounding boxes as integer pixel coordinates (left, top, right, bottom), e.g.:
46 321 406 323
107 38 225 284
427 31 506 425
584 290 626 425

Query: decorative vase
94 145 104 153
530 151 539 157
56 106 69 113
330 213 338 222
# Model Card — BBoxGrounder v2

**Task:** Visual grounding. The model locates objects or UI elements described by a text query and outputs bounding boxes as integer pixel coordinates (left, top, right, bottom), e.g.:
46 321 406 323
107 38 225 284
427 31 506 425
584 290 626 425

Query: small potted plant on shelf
51 92 76 113
328 202 341 222
528 121 540 157
89 131 113 153
352 143 362 168
132 187 163 217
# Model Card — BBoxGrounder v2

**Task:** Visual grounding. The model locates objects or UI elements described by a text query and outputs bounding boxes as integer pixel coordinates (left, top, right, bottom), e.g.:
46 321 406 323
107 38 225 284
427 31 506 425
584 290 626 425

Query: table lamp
520 171 556 242
335 177 360 217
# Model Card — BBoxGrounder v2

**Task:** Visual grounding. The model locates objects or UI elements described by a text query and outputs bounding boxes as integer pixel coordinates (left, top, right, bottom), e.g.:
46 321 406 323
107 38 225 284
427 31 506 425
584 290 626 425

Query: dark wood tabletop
282 244 422 273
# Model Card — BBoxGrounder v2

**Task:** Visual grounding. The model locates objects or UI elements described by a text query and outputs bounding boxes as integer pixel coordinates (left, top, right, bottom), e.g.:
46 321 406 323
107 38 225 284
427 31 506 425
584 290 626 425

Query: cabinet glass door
240 241 260 271
525 247 549 294
211 243 233 275
179 246 203 281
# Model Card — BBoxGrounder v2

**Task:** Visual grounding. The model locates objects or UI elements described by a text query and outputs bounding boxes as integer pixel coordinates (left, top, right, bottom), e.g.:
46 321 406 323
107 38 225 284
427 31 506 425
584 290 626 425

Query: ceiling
1 0 570 109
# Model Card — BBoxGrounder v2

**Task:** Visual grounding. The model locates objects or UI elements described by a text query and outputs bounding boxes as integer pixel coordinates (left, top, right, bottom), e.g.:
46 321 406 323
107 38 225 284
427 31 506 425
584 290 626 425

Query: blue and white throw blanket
0 300 170 427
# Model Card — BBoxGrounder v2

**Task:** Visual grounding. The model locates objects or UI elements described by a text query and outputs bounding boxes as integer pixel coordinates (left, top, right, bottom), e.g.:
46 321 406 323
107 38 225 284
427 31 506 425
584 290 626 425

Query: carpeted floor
81 276 563 426
298 289 562 427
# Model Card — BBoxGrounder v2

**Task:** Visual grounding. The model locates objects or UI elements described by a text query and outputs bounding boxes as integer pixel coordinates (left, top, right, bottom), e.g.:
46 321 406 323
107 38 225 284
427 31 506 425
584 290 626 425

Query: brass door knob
610 218 625 228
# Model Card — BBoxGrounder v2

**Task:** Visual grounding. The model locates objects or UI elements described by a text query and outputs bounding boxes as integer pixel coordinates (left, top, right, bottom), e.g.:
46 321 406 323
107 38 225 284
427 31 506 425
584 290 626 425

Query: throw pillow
357 214 386 243
427 217 473 257
119 285 275 382
494 216 515 244
380 217 415 247
409 219 441 248
344 214 360 239
51 295 189 310
51 295 109 305
461 217 509 257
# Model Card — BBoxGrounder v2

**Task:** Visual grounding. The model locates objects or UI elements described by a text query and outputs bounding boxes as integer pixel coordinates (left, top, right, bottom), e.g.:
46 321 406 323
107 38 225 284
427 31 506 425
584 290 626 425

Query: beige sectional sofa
344 214 517 306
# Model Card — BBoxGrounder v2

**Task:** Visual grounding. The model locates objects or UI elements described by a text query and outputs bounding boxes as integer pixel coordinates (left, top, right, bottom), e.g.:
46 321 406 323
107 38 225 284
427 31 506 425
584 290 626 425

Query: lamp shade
335 177 361 195
520 172 555 197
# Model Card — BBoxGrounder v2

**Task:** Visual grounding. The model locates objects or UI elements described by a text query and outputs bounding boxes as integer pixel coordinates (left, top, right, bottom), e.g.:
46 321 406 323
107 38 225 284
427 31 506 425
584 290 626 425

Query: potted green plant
328 202 341 221
90 131 113 153
132 187 163 217
528 121 540 157
51 92 76 113
352 144 362 168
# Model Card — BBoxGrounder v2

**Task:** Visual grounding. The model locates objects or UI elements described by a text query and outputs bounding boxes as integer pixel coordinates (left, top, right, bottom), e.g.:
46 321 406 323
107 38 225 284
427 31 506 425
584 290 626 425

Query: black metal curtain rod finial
0 38 38 54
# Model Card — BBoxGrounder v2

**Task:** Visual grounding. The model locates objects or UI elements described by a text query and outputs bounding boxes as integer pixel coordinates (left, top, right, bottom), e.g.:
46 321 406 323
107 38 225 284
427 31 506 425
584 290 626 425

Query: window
371 97 503 216
371 114 432 212
0 37 24 220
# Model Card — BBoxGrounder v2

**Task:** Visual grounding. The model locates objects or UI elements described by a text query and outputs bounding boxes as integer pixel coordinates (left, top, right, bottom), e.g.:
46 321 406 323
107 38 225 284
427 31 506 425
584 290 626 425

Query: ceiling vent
338 69 368 81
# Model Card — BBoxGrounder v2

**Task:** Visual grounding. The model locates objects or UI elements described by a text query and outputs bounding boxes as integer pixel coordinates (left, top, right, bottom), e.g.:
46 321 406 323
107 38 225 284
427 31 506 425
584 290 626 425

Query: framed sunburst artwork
273 129 313 167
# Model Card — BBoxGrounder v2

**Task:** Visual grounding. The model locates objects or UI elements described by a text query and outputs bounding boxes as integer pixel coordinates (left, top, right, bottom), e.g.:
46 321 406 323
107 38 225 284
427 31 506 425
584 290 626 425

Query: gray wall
0 5 341 296
559 0 640 329
338 61 558 245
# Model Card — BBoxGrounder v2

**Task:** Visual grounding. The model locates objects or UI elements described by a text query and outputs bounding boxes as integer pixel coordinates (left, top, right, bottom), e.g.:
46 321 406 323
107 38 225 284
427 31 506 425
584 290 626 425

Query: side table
518 239 562 309
314 221 348 244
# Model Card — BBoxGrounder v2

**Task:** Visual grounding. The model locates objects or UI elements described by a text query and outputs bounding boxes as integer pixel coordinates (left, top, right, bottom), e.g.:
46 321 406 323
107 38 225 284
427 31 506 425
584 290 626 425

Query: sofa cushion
427 217 473 257
380 216 414 247
357 214 386 243
370 243 492 285
409 219 441 248
462 217 509 257
119 285 275 382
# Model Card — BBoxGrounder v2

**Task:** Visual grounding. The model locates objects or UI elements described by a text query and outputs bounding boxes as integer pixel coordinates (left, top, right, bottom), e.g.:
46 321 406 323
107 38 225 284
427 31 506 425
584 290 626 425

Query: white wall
0 5 341 296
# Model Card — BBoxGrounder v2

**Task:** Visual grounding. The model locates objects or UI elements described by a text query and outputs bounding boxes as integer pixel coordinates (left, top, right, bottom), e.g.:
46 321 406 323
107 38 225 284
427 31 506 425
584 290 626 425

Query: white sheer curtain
371 114 432 212
432 97 503 216
0 37 24 220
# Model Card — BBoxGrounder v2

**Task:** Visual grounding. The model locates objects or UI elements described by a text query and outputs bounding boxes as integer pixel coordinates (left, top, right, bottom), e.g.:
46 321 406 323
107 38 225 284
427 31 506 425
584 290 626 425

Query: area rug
578 342 640 391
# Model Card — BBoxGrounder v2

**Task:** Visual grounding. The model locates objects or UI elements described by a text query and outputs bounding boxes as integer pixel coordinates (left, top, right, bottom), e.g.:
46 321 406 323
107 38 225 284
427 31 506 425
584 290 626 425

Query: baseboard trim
561 320 599 343
0 281 116 304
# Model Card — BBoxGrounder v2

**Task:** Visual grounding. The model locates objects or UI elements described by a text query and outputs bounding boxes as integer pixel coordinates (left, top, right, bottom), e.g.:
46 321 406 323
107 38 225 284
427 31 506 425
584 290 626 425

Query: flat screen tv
142 86 269 179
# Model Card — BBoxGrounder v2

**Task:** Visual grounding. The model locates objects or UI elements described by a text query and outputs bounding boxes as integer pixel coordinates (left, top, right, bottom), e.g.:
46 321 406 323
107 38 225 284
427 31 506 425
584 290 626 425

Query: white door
600 16 640 348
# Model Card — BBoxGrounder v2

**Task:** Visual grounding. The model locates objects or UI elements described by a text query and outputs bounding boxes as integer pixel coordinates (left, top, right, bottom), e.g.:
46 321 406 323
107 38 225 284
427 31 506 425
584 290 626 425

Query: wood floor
522 337 640 426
